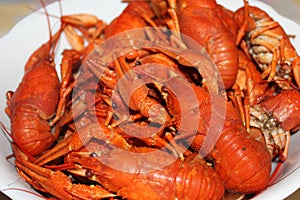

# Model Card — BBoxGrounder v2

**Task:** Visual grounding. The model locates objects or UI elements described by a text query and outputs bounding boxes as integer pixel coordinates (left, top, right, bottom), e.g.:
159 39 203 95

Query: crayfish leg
65 184 116 200
35 123 132 166
24 29 62 72
14 144 115 200
292 56 300 88
50 49 82 127
13 144 74 199
236 0 249 45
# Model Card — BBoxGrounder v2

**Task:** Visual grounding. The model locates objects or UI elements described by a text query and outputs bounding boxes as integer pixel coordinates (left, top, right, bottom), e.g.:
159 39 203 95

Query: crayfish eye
85 169 94 178
134 60 142 66
48 56 54 62
111 102 118 109
89 152 98 157
161 86 169 93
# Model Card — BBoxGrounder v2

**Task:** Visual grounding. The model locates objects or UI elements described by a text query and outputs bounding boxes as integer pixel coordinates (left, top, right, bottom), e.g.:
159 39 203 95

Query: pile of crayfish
4 0 300 199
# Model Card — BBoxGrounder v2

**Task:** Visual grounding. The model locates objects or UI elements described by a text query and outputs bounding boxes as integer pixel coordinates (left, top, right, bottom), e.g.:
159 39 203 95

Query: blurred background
0 0 300 199
1 0 300 37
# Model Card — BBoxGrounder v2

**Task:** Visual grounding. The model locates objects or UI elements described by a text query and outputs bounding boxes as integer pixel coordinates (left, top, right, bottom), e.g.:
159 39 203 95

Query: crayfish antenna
236 0 249 45
0 121 12 142
0 126 15 163
268 132 290 186
0 121 36 162
268 162 283 186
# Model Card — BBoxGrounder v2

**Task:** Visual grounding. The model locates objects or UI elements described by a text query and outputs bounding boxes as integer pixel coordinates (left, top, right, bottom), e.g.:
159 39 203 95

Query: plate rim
1 0 300 199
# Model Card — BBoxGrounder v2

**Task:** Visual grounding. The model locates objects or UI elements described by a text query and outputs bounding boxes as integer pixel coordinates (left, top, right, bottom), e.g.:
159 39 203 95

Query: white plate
0 0 300 199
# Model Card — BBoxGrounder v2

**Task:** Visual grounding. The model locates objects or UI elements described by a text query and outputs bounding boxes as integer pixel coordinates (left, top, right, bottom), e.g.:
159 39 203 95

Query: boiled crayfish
3 0 300 199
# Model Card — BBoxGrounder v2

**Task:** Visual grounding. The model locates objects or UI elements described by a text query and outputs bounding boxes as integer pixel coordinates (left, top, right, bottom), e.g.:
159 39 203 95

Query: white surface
0 0 300 199
260 0 300 24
